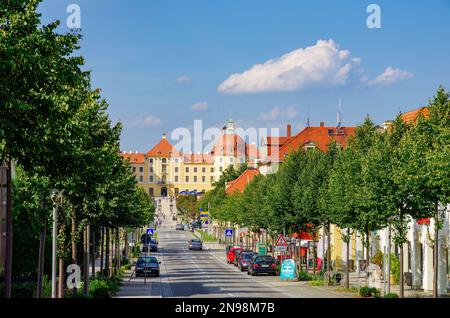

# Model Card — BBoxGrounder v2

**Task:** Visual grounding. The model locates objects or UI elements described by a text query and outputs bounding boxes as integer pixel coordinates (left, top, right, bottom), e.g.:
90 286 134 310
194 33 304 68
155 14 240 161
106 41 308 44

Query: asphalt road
116 198 344 298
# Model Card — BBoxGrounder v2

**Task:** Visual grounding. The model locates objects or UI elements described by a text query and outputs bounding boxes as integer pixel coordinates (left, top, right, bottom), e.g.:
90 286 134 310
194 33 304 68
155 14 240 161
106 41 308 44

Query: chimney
320 122 325 127
287 124 292 137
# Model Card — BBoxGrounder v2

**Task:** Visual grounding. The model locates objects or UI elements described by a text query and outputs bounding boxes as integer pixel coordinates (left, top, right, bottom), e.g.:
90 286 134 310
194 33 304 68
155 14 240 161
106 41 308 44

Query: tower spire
306 105 310 127
337 98 342 128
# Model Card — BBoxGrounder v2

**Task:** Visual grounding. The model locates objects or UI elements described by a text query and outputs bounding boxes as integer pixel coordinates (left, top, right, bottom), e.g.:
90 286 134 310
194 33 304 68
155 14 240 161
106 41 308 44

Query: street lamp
50 189 64 299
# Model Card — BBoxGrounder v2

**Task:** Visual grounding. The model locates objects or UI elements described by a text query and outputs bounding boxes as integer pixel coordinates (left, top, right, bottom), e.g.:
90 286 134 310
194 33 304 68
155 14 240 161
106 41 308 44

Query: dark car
188 239 203 250
234 249 252 266
142 238 158 253
175 224 184 231
238 252 257 271
135 256 161 277
247 255 277 276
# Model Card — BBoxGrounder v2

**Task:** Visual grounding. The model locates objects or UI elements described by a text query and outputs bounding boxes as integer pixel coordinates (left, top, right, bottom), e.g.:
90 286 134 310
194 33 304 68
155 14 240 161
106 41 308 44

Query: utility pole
51 189 64 298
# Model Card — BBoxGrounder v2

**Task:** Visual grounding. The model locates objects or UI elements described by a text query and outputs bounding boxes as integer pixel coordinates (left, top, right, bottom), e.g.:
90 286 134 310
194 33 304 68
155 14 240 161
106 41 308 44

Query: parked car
225 245 233 256
226 247 243 264
142 238 158 253
188 239 203 250
175 224 184 231
135 256 161 277
238 252 257 271
247 255 277 276
234 249 252 266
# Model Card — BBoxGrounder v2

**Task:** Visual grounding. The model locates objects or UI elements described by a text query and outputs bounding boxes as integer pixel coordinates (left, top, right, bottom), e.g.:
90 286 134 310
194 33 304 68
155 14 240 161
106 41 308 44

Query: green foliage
297 271 313 281
359 286 380 298
177 195 198 221
390 253 400 285
308 280 325 286
384 293 399 298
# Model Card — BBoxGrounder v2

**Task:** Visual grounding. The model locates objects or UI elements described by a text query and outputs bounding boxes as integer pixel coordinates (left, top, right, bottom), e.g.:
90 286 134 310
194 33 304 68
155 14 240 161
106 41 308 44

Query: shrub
122 258 129 266
384 293 399 298
359 286 380 298
12 282 35 298
89 278 112 298
297 271 313 281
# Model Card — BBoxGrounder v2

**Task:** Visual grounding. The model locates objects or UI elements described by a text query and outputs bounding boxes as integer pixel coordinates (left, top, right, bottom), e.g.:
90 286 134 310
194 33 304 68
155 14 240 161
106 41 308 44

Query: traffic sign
276 234 288 247
146 228 154 236
225 229 233 237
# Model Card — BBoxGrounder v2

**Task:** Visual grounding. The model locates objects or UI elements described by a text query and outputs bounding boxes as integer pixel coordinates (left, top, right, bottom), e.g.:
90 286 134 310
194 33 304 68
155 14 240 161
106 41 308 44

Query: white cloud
367 67 413 87
218 39 361 94
124 115 162 128
176 75 192 84
259 105 298 121
191 102 209 111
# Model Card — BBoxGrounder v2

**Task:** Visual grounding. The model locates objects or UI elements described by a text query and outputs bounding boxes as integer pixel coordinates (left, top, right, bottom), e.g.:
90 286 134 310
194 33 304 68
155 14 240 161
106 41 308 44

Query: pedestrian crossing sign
225 229 233 237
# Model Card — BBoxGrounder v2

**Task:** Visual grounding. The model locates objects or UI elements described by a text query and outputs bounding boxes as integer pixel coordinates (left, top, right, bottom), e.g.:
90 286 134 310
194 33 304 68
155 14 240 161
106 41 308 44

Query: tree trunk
36 215 47 298
345 229 350 289
115 228 120 271
83 225 90 297
124 229 129 260
433 202 439 298
365 226 370 282
4 160 13 298
100 227 104 275
313 239 316 276
71 210 77 296
399 242 404 298
58 258 64 298
327 222 331 285
105 228 110 277
91 229 95 276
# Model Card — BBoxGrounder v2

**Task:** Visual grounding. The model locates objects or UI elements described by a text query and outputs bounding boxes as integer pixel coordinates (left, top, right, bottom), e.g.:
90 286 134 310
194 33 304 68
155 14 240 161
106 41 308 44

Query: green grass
308 280 325 286
193 230 217 242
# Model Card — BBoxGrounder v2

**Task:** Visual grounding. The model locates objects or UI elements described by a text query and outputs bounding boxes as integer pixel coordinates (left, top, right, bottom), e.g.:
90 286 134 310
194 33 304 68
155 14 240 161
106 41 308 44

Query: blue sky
38 0 450 152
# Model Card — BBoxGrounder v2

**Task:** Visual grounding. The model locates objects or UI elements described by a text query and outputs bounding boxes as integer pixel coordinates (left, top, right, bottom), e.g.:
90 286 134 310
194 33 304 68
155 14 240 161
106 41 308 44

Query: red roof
278 126 356 160
401 107 429 124
211 134 246 157
183 153 214 164
120 152 145 164
225 168 260 194
146 136 180 158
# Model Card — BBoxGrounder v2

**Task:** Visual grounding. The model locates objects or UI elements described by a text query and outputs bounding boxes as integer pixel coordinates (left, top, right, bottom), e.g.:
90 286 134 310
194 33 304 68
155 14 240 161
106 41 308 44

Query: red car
226 247 243 264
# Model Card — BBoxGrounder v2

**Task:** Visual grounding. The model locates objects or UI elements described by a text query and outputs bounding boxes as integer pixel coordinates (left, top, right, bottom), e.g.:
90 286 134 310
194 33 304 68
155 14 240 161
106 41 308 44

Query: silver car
188 239 203 250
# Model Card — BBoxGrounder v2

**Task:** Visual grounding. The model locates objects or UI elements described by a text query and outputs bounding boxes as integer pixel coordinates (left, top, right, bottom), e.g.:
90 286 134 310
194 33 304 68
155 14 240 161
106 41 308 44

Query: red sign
276 234 288 247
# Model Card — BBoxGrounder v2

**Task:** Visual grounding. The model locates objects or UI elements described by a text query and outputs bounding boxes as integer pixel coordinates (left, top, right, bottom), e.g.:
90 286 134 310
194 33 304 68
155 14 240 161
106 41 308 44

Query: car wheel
251 272 256 276
155 273 160 277
247 271 250 275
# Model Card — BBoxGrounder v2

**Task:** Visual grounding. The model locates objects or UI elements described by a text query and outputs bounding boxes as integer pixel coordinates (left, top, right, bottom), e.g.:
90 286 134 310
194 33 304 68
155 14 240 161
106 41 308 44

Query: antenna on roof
306 105 310 127
337 98 342 128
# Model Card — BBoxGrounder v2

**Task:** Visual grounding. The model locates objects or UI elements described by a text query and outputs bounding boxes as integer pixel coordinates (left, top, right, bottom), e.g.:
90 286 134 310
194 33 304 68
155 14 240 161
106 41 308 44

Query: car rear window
255 256 274 262
243 254 254 260
137 257 157 264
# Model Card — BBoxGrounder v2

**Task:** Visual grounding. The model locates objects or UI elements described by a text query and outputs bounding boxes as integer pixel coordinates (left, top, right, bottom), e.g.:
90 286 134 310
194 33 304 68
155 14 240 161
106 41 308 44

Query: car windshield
192 240 201 244
255 256 274 263
243 253 254 260
137 257 158 264
150 239 157 243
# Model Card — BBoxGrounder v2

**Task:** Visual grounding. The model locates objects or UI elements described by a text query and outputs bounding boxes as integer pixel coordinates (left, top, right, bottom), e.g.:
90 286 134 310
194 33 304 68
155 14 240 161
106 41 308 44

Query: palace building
121 119 253 197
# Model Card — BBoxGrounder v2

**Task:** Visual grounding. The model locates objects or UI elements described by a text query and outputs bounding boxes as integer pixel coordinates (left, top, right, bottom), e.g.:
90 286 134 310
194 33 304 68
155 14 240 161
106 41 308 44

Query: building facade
121 119 253 197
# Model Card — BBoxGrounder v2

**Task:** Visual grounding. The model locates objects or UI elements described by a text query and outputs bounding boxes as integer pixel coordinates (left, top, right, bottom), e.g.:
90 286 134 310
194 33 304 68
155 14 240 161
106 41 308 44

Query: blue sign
280 259 297 281
225 229 233 237
146 228 154 236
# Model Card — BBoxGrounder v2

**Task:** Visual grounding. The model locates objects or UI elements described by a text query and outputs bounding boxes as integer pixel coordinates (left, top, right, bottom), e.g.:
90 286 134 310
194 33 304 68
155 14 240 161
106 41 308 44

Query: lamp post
51 189 64 298
387 216 395 294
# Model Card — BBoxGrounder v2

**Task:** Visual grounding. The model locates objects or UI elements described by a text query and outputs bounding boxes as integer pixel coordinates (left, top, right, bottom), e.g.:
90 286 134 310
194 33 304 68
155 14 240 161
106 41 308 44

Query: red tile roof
183 153 214 164
121 152 145 164
226 168 260 194
277 126 356 160
146 136 180 158
211 134 246 157
401 107 429 124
